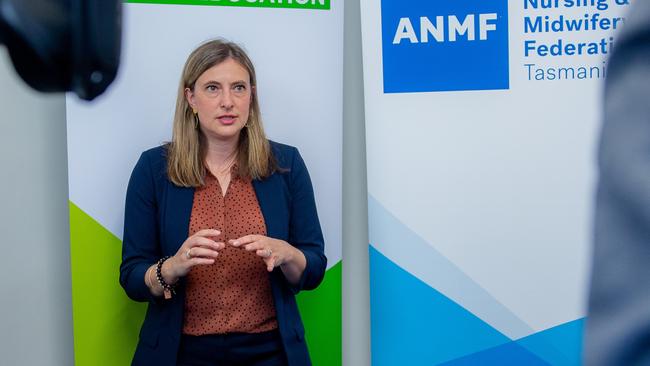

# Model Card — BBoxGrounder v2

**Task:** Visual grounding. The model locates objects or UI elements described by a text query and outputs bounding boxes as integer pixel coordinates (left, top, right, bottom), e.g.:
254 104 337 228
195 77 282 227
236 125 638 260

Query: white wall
0 48 74 365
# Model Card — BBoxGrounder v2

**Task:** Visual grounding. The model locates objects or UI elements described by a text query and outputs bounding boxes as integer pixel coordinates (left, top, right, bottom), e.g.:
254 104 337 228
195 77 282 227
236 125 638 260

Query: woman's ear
185 87 195 110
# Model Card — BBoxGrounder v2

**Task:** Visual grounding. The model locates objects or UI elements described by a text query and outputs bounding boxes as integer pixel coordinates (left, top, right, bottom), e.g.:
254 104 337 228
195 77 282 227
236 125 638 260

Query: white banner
361 0 629 364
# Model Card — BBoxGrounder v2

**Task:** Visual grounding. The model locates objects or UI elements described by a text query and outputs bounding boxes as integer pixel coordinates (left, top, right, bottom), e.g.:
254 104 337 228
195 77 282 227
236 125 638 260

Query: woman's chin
202 127 244 142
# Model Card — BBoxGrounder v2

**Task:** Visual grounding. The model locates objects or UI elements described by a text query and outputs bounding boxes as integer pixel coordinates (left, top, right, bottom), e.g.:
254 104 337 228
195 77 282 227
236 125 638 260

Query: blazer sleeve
286 147 327 294
119 151 162 303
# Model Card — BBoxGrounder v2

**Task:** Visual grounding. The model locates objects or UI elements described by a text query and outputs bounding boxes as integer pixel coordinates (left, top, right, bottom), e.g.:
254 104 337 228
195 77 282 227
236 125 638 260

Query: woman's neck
204 134 239 172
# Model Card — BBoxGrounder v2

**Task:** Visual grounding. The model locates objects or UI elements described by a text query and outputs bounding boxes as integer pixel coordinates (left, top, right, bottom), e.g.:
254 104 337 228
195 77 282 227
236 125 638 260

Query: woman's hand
161 229 224 285
229 235 306 285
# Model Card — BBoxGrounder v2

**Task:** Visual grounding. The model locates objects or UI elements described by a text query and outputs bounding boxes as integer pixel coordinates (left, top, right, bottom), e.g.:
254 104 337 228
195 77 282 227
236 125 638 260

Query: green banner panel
297 261 342 366
69 202 145 366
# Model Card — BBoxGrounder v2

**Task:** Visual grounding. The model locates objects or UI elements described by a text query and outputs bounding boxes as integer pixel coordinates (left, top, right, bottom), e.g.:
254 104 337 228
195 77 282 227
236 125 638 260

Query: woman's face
186 58 252 143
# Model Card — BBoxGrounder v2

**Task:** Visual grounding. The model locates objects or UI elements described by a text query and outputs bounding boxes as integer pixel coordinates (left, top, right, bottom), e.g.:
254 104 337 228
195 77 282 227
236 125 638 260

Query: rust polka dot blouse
182 170 278 335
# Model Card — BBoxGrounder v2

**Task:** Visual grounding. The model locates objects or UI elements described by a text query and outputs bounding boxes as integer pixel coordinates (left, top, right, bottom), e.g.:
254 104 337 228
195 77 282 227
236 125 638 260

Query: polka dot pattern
183 170 277 336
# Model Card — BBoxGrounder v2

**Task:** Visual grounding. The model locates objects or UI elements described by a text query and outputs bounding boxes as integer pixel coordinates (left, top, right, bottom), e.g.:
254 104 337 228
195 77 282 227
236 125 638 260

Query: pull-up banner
66 2 342 365
361 0 629 364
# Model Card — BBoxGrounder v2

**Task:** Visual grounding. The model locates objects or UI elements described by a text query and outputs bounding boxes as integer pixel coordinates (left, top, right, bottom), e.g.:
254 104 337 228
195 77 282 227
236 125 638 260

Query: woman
119 39 326 366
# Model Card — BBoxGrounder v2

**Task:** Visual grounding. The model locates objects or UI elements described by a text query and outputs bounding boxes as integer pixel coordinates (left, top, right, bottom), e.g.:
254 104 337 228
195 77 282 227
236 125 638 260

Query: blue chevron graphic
370 245 585 365
440 341 550 366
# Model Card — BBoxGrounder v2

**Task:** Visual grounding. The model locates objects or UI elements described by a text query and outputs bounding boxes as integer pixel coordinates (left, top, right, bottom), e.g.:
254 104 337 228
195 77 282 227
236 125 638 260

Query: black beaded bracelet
155 256 176 299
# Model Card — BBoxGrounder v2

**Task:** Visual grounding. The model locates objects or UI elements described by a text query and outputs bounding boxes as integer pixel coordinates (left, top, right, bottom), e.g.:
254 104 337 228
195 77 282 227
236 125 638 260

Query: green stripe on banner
125 0 330 10
69 202 145 366
297 260 342 366
70 201 341 365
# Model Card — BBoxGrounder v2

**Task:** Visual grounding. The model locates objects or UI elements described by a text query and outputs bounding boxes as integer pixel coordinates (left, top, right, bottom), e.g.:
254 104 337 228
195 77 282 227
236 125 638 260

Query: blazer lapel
253 174 290 241
163 182 195 255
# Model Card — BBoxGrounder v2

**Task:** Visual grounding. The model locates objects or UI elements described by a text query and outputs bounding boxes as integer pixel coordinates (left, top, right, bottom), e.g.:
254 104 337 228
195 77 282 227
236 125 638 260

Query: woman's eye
234 84 246 92
206 85 219 92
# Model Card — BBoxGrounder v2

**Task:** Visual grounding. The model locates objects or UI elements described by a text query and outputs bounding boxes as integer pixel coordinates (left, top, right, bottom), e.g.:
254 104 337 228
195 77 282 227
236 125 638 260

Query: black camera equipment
0 0 122 100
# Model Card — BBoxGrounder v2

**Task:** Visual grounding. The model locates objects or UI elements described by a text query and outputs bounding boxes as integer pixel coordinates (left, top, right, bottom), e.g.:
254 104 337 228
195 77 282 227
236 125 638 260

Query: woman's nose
220 90 234 109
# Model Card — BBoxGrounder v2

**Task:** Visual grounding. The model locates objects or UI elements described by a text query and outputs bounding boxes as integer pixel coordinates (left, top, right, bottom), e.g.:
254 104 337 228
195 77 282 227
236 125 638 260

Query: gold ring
186 248 192 259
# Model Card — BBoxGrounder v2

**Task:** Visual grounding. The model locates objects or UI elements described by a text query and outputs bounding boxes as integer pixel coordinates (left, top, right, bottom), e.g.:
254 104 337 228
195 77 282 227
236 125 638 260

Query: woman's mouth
217 115 237 125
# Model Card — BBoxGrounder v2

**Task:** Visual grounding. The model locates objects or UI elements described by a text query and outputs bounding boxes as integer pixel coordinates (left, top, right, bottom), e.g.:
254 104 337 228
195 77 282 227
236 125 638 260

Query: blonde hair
166 39 276 187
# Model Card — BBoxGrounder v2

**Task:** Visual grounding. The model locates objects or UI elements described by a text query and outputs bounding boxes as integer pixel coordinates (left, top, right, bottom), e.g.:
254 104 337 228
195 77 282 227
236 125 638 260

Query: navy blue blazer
119 141 326 366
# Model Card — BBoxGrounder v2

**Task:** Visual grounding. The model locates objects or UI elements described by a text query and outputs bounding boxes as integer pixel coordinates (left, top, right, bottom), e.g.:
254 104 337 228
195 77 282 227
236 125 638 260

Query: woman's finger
244 241 266 252
193 228 221 238
265 256 277 272
187 246 220 259
229 235 260 247
255 248 273 257
189 257 215 266
189 236 224 251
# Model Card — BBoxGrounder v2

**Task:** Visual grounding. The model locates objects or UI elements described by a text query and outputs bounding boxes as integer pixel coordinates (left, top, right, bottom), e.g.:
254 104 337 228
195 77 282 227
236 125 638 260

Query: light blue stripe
370 245 511 365
368 195 534 339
